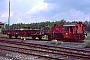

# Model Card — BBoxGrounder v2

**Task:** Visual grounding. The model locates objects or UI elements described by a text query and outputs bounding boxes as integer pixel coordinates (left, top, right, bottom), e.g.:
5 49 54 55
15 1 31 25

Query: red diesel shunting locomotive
2 22 87 42
50 22 87 42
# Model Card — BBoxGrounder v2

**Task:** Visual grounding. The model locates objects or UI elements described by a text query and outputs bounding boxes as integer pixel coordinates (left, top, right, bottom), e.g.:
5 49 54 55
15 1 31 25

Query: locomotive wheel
32 36 36 40
15 35 18 38
62 38 65 41
48 35 52 40
9 35 12 38
82 36 84 40
38 36 42 40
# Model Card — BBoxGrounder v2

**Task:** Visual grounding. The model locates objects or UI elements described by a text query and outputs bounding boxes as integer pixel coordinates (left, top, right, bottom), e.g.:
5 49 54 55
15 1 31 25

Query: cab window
64 27 69 31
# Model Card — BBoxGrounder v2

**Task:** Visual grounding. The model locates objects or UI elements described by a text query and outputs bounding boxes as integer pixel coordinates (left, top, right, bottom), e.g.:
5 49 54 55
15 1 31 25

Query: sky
0 0 90 24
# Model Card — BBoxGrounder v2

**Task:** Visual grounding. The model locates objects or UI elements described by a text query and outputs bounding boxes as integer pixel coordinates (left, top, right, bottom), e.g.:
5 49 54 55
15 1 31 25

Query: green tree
44 25 51 30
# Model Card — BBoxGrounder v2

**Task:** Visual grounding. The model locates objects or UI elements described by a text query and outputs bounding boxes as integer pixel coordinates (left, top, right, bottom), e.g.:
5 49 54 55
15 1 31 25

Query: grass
82 32 90 48
84 40 90 48
51 40 58 44
51 39 62 45
0 34 8 38
57 41 62 45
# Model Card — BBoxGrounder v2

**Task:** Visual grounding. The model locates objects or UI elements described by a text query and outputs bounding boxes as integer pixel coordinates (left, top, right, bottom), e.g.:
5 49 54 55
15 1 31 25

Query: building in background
0 22 4 33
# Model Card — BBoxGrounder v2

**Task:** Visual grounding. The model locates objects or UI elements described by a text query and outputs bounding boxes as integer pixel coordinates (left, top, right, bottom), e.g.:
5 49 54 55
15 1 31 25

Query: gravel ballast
0 50 45 60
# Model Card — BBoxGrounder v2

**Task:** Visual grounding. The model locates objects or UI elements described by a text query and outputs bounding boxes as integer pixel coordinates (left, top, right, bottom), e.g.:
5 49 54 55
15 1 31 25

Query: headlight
66 33 68 35
8 33 10 34
16 33 18 34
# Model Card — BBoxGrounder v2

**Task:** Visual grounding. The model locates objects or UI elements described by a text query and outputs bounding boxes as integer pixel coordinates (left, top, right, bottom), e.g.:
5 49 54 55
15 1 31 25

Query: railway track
0 39 90 60
0 37 49 41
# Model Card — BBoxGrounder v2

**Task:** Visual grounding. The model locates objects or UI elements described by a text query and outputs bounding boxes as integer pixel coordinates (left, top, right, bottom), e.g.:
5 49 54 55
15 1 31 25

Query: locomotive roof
0 22 4 25
63 23 77 26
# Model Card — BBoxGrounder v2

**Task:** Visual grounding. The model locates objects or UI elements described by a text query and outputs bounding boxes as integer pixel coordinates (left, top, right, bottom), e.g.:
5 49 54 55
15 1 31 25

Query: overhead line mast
8 0 10 30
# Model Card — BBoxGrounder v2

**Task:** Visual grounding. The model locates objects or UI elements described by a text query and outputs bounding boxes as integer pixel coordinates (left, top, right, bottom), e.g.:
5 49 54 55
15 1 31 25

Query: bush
51 40 57 44
84 40 90 48
58 41 62 45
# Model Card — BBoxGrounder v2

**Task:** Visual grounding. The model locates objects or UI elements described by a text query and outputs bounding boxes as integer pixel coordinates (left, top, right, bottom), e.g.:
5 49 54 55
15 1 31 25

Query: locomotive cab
63 22 86 42
63 25 75 41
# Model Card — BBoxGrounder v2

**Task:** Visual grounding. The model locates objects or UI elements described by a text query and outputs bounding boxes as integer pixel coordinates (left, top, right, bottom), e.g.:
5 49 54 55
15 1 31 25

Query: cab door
69 26 74 39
